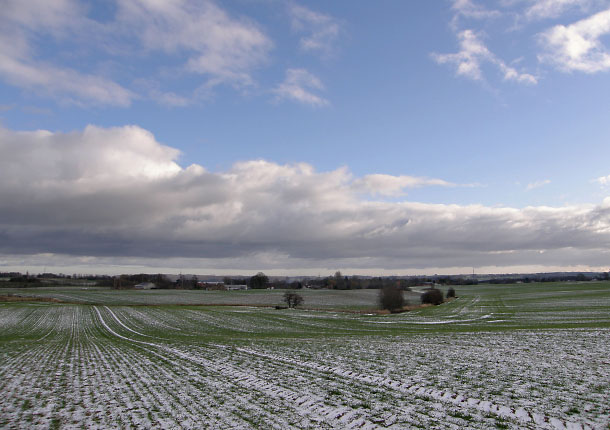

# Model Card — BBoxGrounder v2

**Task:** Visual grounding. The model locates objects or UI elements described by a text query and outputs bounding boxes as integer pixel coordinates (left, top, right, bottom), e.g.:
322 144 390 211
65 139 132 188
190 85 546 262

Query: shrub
446 287 456 298
379 286 404 312
421 288 444 305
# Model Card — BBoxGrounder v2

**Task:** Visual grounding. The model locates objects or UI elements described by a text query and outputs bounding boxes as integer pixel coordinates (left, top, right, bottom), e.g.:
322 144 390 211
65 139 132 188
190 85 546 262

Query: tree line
5 270 608 291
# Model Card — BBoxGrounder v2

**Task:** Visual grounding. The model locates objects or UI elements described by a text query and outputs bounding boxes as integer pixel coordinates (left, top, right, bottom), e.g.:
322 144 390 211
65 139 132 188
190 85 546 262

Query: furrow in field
0 306 35 333
93 306 297 428
174 345 379 429
121 306 185 334
5 306 193 428
2 300 607 430
233 346 590 430
191 344 479 428
266 331 608 428
138 322 431 427
96 306 381 429
91 308 209 427
0 308 81 427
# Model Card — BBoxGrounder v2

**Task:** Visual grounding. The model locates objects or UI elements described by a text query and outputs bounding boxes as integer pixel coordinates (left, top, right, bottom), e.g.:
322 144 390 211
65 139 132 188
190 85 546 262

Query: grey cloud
2 125 610 272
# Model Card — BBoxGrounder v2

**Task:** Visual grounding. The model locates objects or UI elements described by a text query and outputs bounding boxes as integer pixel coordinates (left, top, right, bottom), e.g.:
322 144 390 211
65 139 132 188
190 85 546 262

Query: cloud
0 125 182 192
433 30 538 84
2 0 84 34
2 125 610 272
439 1 610 85
289 3 341 56
0 52 135 107
538 7 610 72
526 179 552 190
273 69 329 106
353 174 456 197
151 91 191 108
451 0 501 24
117 0 272 88
0 0 272 105
0 0 134 106
134 79 191 107
596 175 610 185
524 0 594 21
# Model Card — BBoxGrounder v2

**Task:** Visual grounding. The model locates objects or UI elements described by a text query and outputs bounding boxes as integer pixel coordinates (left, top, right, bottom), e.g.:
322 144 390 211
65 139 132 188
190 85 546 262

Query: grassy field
1 282 609 429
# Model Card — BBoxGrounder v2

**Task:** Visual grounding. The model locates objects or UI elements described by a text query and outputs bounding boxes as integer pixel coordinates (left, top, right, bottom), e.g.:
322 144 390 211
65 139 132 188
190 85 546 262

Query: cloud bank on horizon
2 0 610 274
1 125 610 274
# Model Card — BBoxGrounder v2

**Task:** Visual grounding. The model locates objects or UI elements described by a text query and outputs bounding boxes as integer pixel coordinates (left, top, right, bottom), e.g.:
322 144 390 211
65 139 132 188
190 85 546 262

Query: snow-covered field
0 287 414 309
1 284 609 429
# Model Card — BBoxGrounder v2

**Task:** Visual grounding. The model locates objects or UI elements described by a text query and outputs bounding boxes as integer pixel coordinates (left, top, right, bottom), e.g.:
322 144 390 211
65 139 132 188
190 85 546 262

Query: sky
1 0 610 276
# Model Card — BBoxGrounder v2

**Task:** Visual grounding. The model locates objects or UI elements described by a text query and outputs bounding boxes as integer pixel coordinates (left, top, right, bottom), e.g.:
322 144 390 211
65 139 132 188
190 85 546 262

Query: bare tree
283 292 304 308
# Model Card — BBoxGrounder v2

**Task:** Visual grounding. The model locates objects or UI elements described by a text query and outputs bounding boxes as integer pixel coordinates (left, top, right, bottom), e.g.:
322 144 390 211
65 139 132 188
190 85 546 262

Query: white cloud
433 30 538 84
0 125 182 193
2 125 610 272
596 175 610 185
439 1 610 84
289 4 340 55
525 0 594 21
273 69 329 106
152 91 191 108
452 0 501 23
0 0 273 105
353 174 456 197
135 79 191 107
526 179 552 190
2 0 84 34
0 51 135 107
0 0 134 106
117 0 272 88
539 7 610 72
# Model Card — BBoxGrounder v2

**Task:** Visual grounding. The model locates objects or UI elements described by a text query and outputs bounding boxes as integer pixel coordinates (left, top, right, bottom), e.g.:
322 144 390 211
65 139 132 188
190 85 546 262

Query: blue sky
1 0 610 275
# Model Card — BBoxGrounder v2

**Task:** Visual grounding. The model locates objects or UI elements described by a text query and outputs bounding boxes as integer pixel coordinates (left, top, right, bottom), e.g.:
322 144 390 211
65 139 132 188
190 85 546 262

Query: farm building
198 282 225 291
134 282 155 290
